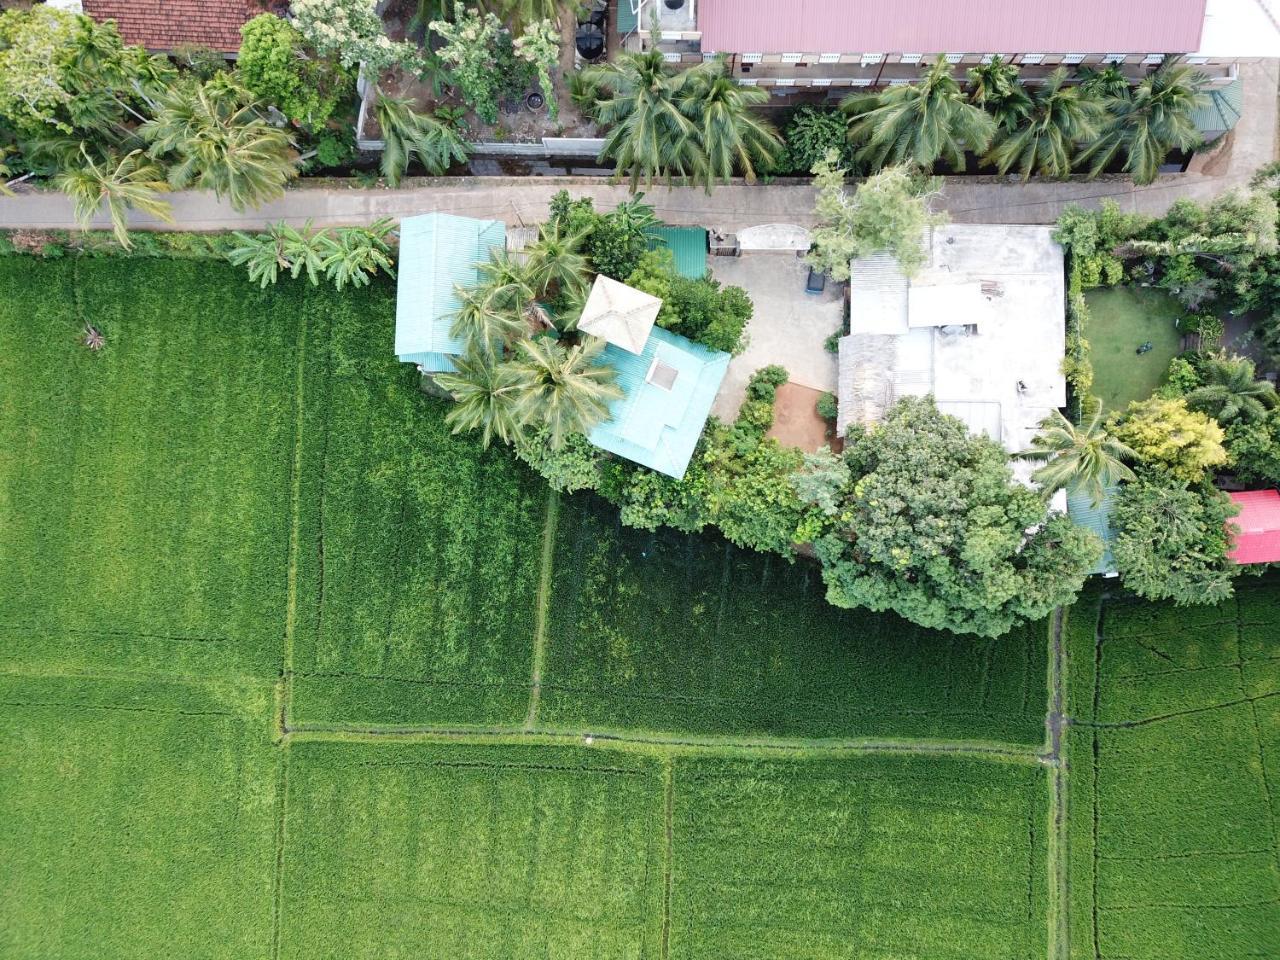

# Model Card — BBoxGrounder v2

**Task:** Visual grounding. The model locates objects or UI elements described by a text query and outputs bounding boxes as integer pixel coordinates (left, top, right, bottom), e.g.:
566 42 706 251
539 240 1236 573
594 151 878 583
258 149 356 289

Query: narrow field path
523 488 560 731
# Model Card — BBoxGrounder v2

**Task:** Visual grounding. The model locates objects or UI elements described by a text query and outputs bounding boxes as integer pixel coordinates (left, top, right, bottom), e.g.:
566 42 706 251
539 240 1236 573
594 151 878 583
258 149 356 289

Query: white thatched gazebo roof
578 275 663 354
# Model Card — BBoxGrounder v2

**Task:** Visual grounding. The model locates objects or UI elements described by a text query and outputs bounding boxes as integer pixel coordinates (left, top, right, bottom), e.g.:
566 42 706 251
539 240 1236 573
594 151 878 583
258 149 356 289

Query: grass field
4 256 1277 960
1065 581 1280 960
541 493 1049 745
1084 287 1183 411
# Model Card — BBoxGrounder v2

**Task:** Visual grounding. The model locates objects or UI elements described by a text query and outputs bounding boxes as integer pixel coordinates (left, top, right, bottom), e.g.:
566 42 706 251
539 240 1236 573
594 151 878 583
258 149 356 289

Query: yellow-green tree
1109 396 1227 484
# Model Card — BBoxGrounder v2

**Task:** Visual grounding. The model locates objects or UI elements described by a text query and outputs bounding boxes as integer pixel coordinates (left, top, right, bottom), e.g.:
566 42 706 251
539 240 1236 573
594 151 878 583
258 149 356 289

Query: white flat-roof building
837 224 1066 495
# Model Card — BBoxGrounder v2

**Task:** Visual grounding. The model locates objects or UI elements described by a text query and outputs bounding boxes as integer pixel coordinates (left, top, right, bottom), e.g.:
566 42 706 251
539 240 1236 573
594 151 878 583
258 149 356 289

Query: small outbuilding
1227 489 1280 565
394 213 506 372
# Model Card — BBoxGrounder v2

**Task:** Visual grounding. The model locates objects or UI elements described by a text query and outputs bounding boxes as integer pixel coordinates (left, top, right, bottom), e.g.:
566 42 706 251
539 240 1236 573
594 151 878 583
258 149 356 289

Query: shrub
816 391 838 420
291 0 420 73
777 106 853 175
1108 396 1228 485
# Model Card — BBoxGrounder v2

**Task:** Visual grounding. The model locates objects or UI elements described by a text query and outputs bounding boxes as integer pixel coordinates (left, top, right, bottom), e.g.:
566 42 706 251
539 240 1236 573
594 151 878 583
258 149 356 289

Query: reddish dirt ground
766 382 838 453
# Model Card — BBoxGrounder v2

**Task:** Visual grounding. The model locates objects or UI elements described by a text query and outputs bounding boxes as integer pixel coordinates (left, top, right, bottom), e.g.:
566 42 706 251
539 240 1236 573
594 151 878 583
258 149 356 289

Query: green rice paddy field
1 258 1276 959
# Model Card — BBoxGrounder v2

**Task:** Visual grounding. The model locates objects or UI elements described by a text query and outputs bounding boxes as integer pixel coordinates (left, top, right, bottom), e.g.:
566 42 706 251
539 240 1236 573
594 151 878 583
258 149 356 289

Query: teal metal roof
1191 78 1243 138
645 226 708 280
616 0 638 34
588 326 729 479
395 213 506 364
1067 484 1119 577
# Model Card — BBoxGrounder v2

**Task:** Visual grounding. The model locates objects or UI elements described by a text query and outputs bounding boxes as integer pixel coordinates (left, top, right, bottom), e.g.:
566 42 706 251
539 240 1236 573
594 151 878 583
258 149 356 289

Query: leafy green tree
143 78 298 210
1109 396 1227 484
678 64 782 188
1020 408 1136 505
843 55 996 172
1112 475 1238 604
1185 353 1278 425
237 14 350 130
511 336 621 448
806 151 943 281
522 220 589 300
374 93 469 186
987 68 1105 180
777 106 853 175
813 396 1101 637
435 349 529 447
790 445 851 517
966 55 1031 132
481 0 584 30
1077 59 1208 185
431 5 506 123
626 248 752 353
583 50 704 188
449 285 528 357
319 220 396 290
548 190 659 280
1224 410 1280 485
52 145 173 248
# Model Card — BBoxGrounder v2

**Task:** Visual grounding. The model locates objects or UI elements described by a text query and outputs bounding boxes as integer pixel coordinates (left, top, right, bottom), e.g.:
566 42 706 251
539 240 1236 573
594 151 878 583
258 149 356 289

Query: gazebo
577 275 663 354
394 213 506 372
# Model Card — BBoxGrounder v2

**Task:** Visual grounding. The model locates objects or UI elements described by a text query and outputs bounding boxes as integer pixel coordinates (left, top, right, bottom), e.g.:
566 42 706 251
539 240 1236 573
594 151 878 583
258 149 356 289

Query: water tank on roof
575 22 605 61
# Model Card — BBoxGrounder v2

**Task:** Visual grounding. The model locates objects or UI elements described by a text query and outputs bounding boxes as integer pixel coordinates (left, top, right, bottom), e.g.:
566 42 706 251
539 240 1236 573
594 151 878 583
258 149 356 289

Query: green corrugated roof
645 225 708 280
1067 484 1119 577
1192 78 1243 137
395 213 506 363
616 0 638 34
588 326 729 478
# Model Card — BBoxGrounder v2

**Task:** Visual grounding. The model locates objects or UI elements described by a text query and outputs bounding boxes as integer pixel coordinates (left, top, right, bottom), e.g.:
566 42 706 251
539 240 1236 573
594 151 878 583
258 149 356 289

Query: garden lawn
278 741 665 959
669 753 1048 960
0 258 300 679
539 493 1049 745
286 288 547 729
1065 580 1280 960
1084 287 1184 412
0 672 279 960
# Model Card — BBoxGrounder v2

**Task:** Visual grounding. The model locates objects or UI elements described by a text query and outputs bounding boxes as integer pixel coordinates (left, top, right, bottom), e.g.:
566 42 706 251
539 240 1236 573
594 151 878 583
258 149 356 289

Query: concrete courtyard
709 253 842 421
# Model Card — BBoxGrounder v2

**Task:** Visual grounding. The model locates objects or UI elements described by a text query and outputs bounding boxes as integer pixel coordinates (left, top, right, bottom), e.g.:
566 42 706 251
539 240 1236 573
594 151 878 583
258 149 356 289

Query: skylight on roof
646 359 680 391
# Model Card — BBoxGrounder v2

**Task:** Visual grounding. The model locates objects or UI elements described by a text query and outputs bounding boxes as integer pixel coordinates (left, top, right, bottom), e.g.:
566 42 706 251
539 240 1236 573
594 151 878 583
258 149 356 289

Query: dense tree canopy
811 397 1101 638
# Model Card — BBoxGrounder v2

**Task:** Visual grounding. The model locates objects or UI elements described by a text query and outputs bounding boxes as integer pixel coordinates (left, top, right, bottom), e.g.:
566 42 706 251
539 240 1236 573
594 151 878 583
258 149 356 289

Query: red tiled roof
699 0 1207 56
1228 489 1280 565
83 0 253 54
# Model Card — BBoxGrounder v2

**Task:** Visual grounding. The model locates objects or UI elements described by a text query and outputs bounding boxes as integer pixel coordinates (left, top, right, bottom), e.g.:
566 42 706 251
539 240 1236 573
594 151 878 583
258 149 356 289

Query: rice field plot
539 493 1048 744
668 753 1048 960
1066 580 1280 960
287 291 547 729
278 740 665 959
0 258 302 680
0 672 279 959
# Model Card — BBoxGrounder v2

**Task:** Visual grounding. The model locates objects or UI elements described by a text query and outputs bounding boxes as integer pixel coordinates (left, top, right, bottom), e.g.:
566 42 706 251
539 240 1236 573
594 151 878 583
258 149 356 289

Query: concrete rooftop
837 224 1066 482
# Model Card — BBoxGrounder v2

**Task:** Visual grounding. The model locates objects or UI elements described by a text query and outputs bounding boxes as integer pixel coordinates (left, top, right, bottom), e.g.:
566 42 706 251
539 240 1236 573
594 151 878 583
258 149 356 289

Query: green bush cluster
624 248 753 354
548 189 656 281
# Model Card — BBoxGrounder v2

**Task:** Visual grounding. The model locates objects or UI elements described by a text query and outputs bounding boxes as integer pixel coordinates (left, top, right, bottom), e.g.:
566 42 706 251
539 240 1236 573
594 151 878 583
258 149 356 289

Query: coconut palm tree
1076 59 1208 185
476 248 538 315
435 349 529 447
1020 408 1137 506
375 93 469 187
142 77 298 211
583 50 705 190
679 65 782 188
449 285 529 358
987 68 1106 180
843 55 996 172
1186 353 1278 425
522 220 590 300
511 337 621 448
967 55 1032 132
53 144 173 248
1076 64 1131 101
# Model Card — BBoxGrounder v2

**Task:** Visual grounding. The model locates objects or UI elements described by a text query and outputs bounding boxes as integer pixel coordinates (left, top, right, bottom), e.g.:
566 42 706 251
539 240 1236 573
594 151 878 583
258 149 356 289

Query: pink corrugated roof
1228 490 1280 565
698 0 1207 55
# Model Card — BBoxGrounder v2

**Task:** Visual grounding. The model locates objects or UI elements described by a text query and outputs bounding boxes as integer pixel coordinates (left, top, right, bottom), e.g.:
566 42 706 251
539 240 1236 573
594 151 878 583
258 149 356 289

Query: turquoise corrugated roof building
395 213 506 372
1192 78 1243 140
1067 484 1119 577
645 226 708 280
589 326 729 479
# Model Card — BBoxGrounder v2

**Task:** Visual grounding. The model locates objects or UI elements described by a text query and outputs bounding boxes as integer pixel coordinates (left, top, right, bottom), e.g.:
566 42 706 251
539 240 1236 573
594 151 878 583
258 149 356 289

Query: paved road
2 61 1275 233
